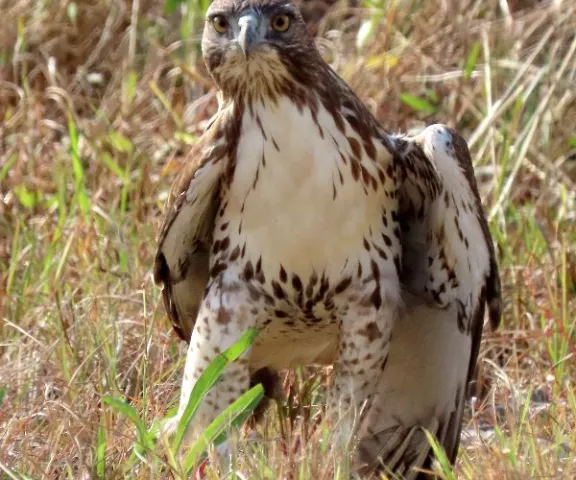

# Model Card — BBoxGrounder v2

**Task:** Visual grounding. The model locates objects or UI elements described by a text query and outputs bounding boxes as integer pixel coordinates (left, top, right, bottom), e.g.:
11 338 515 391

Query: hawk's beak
237 12 260 58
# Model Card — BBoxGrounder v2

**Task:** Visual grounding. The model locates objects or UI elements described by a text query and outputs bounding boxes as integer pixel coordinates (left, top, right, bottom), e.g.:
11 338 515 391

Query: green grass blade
101 153 130 182
400 93 438 114
0 463 37 480
103 396 154 452
164 0 185 14
0 153 17 184
183 383 264 473
172 328 259 452
424 429 456 480
464 41 481 80
95 420 106 479
107 131 134 154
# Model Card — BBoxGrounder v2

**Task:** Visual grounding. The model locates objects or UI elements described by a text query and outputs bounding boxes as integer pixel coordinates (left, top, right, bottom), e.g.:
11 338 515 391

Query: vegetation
1 0 574 478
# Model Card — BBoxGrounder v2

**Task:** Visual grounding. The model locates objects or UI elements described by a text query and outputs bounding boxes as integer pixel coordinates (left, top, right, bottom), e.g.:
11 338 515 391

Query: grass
1 0 575 478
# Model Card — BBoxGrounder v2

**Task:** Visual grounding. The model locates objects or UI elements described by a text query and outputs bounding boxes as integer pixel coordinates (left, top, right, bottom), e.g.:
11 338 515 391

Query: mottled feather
154 118 228 341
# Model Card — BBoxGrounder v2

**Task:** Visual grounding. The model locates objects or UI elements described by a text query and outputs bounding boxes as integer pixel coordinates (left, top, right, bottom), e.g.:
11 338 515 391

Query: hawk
153 0 502 477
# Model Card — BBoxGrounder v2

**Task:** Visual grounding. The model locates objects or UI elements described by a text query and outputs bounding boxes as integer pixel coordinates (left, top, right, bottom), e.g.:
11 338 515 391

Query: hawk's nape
152 0 502 477
356 125 501 478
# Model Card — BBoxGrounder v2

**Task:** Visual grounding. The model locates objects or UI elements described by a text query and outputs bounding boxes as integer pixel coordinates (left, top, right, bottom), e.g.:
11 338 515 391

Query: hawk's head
202 0 325 101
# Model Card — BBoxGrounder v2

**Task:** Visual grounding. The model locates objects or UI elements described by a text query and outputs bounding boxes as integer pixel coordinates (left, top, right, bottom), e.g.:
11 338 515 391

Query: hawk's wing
153 120 227 342
358 125 501 478
395 124 500 339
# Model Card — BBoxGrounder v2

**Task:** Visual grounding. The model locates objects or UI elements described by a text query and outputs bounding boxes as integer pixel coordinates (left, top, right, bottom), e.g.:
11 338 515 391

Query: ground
0 0 575 478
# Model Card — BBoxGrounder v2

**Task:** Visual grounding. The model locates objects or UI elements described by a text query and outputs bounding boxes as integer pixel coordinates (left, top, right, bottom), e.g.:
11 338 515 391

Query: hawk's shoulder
155 117 228 251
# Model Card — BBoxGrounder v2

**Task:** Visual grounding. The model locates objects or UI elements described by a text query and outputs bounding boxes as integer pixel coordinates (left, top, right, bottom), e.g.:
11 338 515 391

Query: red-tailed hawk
154 0 501 477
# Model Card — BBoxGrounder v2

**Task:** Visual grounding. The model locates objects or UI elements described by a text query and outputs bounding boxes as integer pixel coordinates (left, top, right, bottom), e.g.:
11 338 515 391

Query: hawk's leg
328 290 397 452
163 278 262 455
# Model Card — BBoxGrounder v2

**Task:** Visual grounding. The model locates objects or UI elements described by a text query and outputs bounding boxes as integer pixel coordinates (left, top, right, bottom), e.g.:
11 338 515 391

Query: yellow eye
212 15 228 34
271 14 290 32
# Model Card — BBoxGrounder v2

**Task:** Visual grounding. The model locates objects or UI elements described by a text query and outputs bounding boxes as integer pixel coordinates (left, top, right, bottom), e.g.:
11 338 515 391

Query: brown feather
154 117 228 341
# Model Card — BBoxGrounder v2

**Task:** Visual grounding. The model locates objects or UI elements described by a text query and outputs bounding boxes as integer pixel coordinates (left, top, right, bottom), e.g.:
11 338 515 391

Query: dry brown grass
1 0 575 478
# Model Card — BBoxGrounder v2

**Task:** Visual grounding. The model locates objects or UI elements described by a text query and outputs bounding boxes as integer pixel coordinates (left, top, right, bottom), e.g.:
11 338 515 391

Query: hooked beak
237 11 260 58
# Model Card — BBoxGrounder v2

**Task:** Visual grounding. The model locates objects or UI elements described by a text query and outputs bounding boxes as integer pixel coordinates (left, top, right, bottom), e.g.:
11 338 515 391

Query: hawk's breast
219 96 397 284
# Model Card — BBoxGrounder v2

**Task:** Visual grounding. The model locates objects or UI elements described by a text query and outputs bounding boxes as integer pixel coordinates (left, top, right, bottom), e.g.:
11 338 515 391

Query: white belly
219 97 394 282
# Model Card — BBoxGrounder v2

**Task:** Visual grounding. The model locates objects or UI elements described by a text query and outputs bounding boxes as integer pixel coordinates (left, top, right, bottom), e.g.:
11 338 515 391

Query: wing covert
394 124 501 337
154 121 228 342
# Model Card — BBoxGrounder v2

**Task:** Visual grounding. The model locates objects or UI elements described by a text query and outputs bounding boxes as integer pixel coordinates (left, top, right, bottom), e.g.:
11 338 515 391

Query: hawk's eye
271 14 290 32
212 15 228 34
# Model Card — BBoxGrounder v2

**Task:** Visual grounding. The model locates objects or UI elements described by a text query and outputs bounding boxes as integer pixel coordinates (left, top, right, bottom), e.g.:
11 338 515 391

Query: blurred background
0 0 575 478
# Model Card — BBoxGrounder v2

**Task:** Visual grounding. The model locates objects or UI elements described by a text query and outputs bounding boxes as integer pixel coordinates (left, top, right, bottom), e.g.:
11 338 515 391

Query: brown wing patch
154 115 230 343
155 128 226 253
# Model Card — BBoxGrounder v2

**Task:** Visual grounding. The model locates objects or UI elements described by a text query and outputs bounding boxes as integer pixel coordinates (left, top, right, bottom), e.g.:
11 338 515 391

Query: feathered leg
328 285 398 454
162 276 264 458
